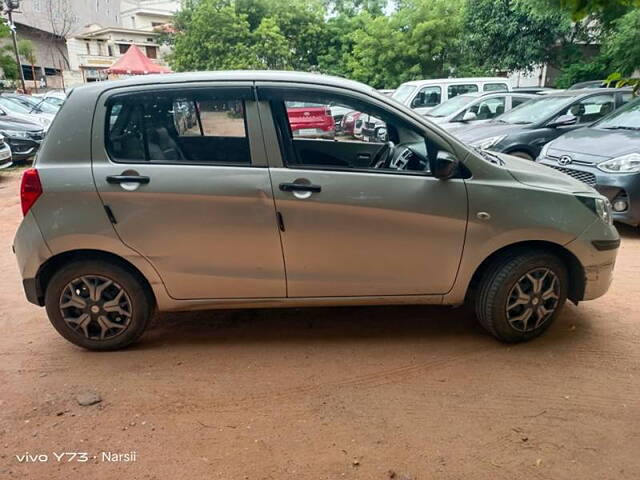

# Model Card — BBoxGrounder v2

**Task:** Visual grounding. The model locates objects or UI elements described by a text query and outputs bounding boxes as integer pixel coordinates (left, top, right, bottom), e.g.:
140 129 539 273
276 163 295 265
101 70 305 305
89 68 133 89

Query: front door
91 85 286 300
258 87 468 298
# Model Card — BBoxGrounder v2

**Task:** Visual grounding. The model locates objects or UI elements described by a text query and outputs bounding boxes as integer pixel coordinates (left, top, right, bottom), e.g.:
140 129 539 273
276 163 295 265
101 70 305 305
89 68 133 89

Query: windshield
0 97 31 114
595 97 640 130
497 95 577 125
426 95 475 117
15 96 58 114
391 84 416 104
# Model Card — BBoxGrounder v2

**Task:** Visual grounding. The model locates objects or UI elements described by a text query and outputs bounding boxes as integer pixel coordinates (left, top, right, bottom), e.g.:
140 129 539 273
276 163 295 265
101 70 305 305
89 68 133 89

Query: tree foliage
165 0 640 90
0 21 18 81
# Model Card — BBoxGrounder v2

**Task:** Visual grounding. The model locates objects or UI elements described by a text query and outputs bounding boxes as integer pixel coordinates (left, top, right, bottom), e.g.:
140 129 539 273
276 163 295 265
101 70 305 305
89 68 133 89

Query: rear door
91 84 286 300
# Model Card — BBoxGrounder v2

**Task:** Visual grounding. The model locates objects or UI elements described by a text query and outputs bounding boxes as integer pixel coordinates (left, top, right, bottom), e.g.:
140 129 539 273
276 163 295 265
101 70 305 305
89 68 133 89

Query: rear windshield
391 84 416 104
426 95 475 117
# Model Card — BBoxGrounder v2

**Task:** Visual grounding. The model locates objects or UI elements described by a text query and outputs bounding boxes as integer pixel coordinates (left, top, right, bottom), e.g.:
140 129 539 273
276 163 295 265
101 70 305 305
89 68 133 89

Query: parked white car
392 77 512 115
0 134 11 169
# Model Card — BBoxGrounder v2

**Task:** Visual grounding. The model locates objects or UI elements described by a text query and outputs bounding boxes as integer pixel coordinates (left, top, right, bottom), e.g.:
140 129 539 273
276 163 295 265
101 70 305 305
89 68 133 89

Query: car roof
399 77 509 87
543 87 630 97
70 70 379 98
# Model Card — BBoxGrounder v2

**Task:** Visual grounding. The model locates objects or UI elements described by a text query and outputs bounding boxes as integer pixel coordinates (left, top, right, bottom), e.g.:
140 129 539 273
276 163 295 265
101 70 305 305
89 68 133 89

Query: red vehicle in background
340 110 363 137
286 102 335 139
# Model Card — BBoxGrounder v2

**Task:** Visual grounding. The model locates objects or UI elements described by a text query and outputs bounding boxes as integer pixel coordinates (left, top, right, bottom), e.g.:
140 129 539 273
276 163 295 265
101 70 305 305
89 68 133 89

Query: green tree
462 0 573 73
18 39 38 92
0 21 18 81
168 0 326 72
604 8 640 76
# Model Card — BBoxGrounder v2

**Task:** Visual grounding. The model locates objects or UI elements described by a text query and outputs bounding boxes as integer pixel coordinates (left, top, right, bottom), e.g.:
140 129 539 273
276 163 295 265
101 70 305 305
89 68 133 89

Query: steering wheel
370 141 395 169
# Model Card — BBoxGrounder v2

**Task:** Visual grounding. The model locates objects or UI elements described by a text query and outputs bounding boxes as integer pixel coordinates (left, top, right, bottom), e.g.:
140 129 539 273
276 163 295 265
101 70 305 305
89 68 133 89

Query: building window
118 44 129 54
151 22 162 28
145 46 158 59
108 45 113 57
85 42 91 55
130 16 136 28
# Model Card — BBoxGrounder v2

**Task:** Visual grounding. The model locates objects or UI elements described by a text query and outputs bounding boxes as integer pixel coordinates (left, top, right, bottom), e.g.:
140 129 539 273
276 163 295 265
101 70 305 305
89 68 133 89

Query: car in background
33 91 66 110
286 101 335 139
392 77 511 115
0 110 45 162
425 92 537 131
513 87 557 94
340 110 362 137
569 80 605 90
538 96 640 227
0 96 53 131
456 88 633 160
0 134 12 169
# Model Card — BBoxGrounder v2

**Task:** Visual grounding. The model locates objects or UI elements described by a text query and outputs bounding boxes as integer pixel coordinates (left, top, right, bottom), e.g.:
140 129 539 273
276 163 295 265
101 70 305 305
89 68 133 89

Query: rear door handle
279 183 321 193
106 175 150 185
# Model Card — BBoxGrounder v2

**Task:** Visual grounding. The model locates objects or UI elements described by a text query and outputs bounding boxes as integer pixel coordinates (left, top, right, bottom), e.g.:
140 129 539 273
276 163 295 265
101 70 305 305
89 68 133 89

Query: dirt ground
1 168 639 480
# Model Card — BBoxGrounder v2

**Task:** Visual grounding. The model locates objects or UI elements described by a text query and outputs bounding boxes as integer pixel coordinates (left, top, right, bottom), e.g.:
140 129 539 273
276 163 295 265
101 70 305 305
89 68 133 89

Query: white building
66 23 167 83
120 0 179 30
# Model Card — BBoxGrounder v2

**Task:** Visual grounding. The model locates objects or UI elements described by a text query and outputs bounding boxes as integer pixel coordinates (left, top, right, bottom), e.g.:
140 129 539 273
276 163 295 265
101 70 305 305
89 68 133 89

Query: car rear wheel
475 251 568 342
44 260 153 351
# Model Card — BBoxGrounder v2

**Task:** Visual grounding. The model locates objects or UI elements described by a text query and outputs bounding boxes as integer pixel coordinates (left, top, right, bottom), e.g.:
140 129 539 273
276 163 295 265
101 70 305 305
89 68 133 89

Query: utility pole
4 0 26 92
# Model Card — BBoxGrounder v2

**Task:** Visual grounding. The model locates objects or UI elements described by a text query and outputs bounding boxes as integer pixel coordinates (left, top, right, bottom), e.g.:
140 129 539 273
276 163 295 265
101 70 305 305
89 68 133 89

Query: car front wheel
44 260 153 351
475 251 568 342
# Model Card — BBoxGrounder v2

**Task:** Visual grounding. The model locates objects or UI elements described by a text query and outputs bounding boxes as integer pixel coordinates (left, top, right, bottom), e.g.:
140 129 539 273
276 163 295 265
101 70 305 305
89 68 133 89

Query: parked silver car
13 71 619 350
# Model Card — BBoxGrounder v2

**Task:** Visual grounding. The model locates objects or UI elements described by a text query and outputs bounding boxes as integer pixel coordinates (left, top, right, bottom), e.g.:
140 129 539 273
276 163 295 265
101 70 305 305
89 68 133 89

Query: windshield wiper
601 126 640 131
473 146 505 166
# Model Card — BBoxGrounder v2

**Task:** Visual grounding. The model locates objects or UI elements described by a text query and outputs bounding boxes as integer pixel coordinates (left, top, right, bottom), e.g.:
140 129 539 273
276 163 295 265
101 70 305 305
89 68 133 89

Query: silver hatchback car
14 71 620 350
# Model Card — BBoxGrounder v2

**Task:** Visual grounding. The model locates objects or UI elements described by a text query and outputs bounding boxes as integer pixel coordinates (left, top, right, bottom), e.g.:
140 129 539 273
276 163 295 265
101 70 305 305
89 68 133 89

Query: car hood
495 152 595 195
547 127 640 160
455 122 526 143
0 115 43 130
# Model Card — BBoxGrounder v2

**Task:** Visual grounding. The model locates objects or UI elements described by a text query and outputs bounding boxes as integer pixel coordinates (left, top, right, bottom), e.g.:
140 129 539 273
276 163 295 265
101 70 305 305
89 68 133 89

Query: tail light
20 168 42 216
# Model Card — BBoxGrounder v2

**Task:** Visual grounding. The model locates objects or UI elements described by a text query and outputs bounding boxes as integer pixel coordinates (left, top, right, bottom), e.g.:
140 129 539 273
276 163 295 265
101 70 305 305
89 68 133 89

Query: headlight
597 153 640 173
577 196 613 225
0 129 28 138
471 135 506 150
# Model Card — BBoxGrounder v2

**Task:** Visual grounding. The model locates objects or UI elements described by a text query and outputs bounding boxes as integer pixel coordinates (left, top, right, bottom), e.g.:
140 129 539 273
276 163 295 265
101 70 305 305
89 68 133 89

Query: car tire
475 251 568 342
508 151 534 161
44 260 153 351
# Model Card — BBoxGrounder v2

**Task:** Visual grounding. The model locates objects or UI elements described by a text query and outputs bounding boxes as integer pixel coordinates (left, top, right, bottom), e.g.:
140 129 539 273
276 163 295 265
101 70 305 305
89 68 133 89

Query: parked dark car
0 109 45 161
538 96 640 227
456 88 633 160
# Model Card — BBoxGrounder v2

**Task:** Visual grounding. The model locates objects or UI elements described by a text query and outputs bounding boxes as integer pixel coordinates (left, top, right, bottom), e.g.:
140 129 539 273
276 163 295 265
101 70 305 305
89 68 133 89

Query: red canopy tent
106 45 172 75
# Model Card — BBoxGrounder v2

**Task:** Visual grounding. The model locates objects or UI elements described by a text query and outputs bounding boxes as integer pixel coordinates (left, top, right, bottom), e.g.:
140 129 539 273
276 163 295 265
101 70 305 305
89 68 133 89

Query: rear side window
448 84 478 98
106 89 251 165
483 83 508 92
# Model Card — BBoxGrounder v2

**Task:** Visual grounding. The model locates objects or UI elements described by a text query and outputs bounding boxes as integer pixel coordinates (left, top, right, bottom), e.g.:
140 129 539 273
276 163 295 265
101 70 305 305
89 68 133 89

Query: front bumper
565 217 620 302
539 157 640 227
6 137 41 161
0 142 11 169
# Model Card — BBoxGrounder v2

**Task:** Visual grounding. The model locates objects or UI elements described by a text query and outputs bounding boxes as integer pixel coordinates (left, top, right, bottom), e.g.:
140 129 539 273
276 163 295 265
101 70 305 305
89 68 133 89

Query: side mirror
431 150 459 180
462 110 477 122
547 114 577 128
375 126 388 142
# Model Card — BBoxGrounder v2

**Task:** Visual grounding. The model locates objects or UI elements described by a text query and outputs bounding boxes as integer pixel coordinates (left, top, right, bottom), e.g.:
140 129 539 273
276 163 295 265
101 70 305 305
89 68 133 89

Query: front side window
411 86 442 108
483 83 508 92
448 84 479 99
269 92 445 175
106 90 251 164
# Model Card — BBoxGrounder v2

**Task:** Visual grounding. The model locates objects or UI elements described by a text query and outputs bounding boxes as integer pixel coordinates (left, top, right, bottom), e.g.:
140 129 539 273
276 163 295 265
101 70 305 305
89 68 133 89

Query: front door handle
279 182 321 193
106 175 150 185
